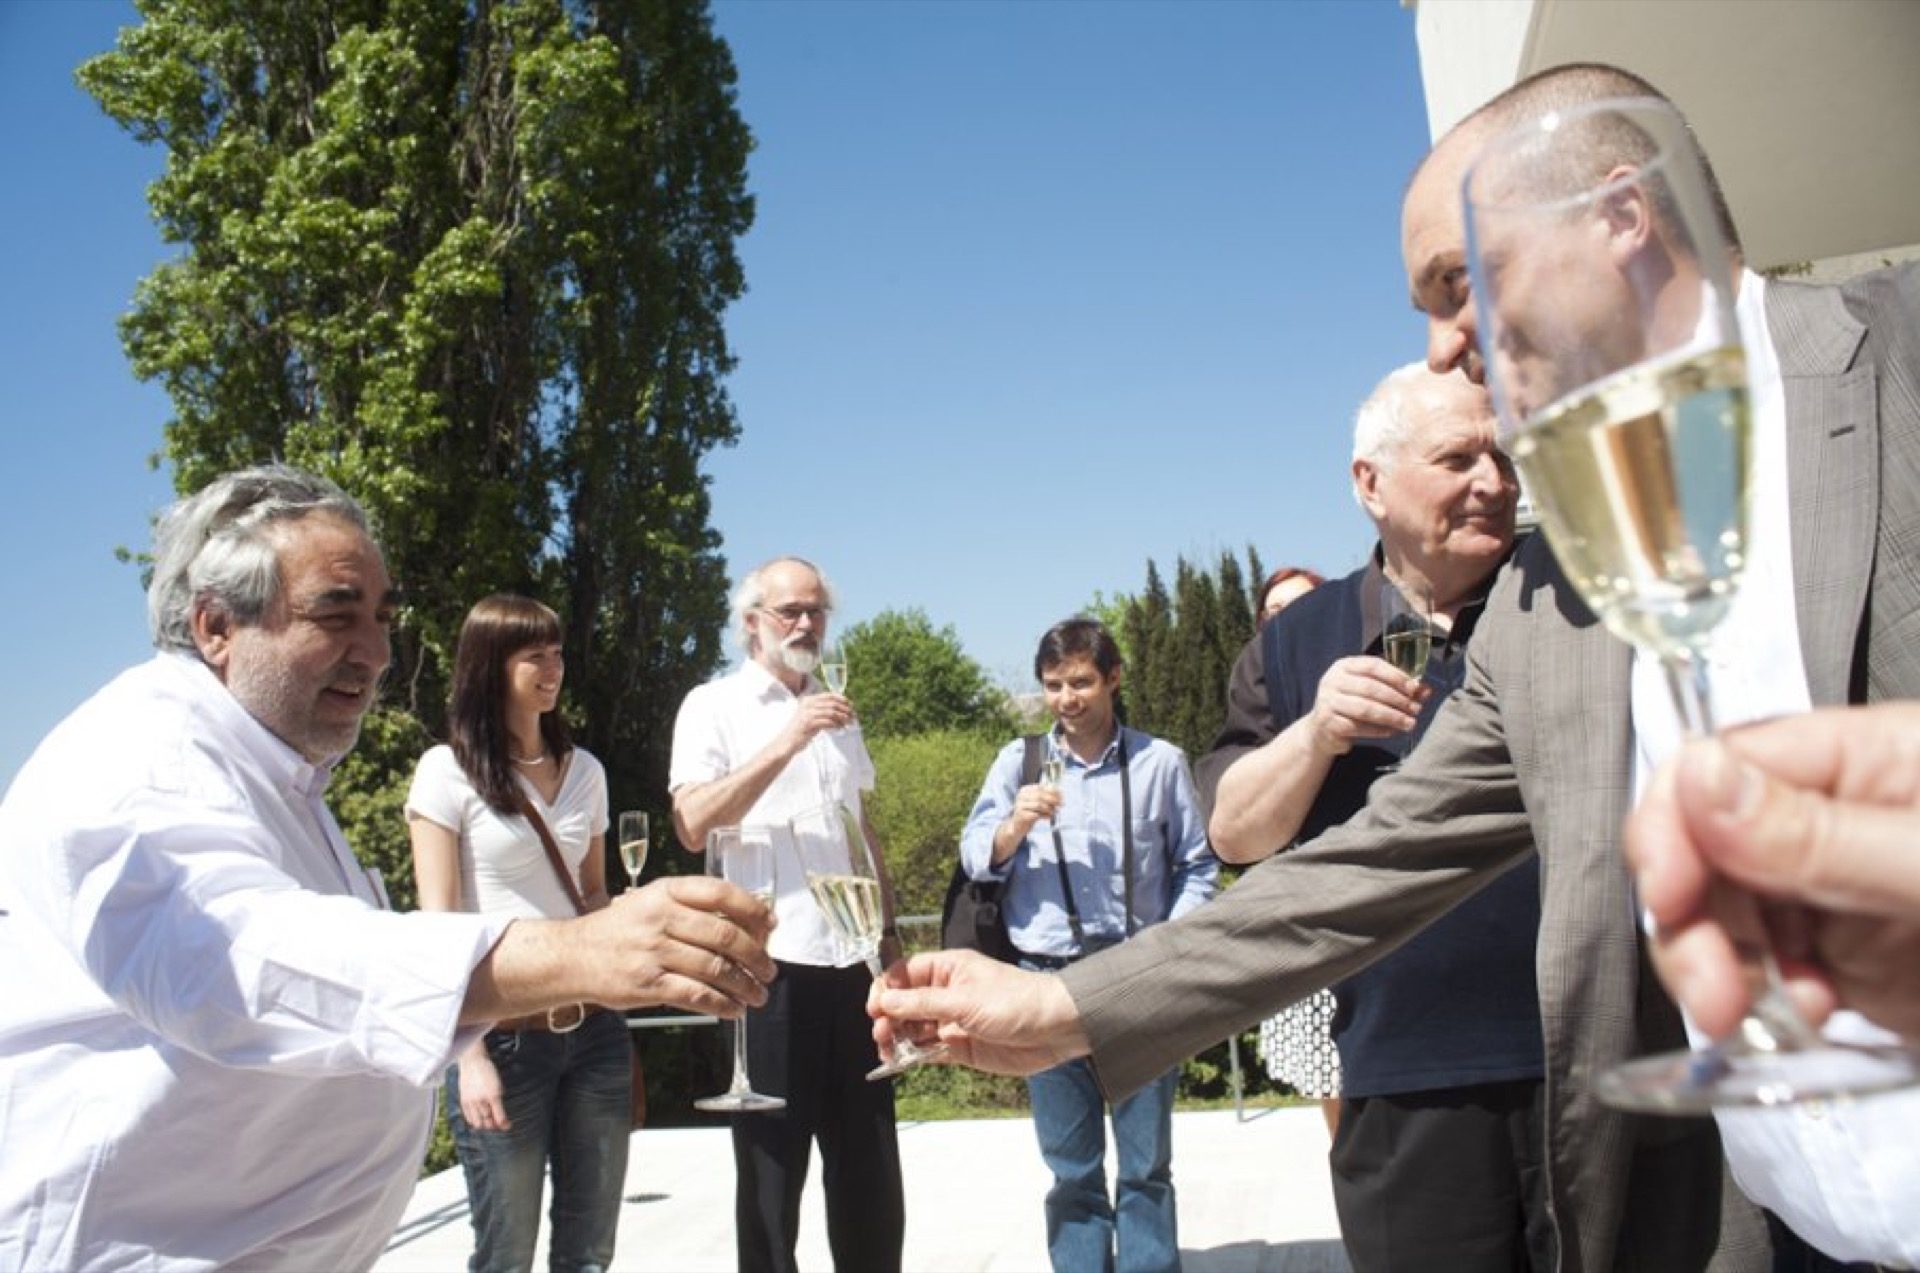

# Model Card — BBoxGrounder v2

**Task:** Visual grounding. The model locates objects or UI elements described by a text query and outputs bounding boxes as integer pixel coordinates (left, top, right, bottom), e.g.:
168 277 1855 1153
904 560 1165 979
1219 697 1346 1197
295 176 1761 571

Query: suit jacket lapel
1769 281 1874 707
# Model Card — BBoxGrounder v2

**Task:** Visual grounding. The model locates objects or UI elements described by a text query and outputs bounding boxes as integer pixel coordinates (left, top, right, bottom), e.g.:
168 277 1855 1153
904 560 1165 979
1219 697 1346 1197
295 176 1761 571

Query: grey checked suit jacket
1062 263 1920 1273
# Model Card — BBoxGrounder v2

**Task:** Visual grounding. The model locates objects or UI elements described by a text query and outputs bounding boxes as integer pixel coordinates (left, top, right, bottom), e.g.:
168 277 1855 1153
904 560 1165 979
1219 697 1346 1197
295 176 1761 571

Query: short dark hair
1033 617 1123 683
448 594 574 814
1458 62 1741 254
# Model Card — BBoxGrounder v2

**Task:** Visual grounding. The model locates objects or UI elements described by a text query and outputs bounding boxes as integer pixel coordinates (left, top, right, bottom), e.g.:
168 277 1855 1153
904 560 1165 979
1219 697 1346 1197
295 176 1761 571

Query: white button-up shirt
0 653 511 1271
1630 271 1920 1267
669 659 874 966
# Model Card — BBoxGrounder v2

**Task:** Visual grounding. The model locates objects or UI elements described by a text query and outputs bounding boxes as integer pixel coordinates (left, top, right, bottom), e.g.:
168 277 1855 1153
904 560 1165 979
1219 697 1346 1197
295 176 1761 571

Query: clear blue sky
0 0 1436 789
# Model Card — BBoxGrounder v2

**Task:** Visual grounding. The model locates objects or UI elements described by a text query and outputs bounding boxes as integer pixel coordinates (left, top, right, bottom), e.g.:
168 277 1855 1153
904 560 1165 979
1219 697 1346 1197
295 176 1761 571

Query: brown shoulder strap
518 794 588 916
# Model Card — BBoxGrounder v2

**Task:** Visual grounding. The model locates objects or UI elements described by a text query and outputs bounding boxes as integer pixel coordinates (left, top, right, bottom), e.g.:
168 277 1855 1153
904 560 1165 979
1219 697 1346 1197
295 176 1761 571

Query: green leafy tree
80 0 751 860
863 730 1005 922
81 0 754 1137
838 609 1015 740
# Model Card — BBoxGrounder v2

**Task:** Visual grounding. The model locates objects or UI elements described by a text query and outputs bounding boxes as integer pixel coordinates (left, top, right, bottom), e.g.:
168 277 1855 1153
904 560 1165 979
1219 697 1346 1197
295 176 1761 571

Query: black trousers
1330 1078 1553 1273
1766 1211 1888 1273
733 960 904 1273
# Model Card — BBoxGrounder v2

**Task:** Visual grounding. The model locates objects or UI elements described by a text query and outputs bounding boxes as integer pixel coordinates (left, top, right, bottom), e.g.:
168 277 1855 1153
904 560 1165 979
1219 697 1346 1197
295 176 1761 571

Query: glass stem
731 1017 753 1092
1660 653 1821 1052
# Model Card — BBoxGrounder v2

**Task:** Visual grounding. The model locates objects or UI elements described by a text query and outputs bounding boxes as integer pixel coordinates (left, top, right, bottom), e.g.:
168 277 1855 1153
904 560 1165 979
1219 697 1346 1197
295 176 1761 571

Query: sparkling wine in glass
617 810 649 887
819 650 848 696
1375 579 1432 773
790 802 949 1081
1464 95 1920 1112
693 826 785 1113
1040 755 1065 789
1380 580 1433 681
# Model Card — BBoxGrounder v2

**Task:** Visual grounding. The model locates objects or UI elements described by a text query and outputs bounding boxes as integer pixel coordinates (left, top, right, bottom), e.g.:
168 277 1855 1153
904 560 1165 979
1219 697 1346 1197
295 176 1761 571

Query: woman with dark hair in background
407 595 628 1273
1257 566 1324 626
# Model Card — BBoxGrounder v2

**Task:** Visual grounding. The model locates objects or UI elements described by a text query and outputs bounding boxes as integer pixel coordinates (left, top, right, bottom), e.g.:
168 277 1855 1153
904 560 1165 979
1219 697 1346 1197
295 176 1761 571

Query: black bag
938 735 1041 963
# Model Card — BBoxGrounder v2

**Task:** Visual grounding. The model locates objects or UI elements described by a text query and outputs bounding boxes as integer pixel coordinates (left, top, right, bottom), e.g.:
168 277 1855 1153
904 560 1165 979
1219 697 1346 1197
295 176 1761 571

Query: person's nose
1427 315 1471 377
353 615 393 676
1468 450 1510 498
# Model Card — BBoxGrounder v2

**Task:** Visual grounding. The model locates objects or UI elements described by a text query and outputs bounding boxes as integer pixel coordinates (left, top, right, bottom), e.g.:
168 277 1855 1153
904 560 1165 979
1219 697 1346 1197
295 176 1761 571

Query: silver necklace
510 751 551 766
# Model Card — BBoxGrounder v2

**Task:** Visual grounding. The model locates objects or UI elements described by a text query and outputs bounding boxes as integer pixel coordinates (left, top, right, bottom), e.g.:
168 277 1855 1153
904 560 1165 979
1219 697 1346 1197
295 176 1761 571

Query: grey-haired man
0 464 774 1270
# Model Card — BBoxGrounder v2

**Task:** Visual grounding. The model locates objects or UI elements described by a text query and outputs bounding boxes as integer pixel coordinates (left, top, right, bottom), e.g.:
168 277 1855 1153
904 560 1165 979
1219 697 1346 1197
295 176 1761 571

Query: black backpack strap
1021 733 1043 786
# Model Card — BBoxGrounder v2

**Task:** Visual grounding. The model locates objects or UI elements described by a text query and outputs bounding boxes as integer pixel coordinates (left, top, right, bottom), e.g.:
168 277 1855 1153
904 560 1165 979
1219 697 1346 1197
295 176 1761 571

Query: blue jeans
1026 1057 1179 1273
446 1009 632 1273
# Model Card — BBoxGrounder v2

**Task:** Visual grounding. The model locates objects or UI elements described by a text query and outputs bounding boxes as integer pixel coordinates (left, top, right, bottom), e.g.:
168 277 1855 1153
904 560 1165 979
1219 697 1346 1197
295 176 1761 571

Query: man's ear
1353 458 1385 521
190 603 234 674
1598 164 1655 266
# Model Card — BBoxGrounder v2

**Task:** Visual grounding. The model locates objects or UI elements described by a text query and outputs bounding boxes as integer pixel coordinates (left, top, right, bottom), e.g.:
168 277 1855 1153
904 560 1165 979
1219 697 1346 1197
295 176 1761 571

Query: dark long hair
448 594 574 814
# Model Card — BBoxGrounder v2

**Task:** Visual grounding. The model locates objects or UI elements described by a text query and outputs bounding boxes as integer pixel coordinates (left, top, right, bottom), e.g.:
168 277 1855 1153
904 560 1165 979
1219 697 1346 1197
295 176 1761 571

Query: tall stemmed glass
694 826 786 1113
819 649 849 697
1377 579 1433 773
1464 96 1920 1111
617 810 649 888
1380 580 1433 683
791 802 950 1080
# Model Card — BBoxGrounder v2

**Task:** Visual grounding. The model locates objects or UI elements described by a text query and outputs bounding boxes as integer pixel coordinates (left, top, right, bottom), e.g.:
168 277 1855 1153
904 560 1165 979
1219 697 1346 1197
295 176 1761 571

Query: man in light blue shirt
960 617 1217 1273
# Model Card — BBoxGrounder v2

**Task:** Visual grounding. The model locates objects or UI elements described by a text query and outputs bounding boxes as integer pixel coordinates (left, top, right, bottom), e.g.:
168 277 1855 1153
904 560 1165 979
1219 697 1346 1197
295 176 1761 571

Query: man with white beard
669 556 907 1273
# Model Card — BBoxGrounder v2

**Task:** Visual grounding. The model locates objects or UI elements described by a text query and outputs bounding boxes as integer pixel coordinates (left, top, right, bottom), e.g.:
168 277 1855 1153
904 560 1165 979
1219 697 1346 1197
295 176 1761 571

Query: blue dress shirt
960 725 1218 960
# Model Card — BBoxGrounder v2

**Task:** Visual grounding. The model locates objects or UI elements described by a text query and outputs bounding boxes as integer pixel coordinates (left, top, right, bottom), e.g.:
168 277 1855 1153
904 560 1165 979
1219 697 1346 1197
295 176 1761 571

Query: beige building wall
1406 0 1920 276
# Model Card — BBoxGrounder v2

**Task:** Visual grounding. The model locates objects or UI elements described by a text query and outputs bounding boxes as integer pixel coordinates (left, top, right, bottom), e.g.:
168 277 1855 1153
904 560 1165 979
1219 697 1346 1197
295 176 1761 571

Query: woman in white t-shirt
406 594 627 1273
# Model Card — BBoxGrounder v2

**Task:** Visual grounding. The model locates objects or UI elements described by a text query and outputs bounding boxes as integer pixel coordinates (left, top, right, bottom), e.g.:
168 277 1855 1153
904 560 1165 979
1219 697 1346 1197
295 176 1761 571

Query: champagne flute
617 810 649 888
819 649 849 696
790 802 950 1081
693 826 785 1113
1379 579 1433 683
1463 96 1920 1111
1375 579 1432 773
1038 752 1066 827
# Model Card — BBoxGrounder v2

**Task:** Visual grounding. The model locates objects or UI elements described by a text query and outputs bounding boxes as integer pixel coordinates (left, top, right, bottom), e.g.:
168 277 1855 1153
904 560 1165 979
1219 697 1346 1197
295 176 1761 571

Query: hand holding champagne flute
1462 95 1920 1111
792 803 950 1080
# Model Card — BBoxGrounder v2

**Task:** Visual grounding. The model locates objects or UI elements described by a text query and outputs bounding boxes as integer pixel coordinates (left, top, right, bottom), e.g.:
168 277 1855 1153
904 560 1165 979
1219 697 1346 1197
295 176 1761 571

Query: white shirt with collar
669 658 874 966
1630 270 1920 1267
0 653 511 1272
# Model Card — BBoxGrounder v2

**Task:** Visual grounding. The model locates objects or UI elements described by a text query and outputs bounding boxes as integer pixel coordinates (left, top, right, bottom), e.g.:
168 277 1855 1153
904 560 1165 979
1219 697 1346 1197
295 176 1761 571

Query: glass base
1595 1040 1920 1114
694 1088 786 1113
866 1040 950 1082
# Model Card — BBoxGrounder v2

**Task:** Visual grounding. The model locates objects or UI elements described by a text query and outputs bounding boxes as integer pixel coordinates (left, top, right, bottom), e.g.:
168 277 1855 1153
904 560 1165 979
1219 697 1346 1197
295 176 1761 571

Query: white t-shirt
406 744 609 920
669 659 875 966
0 654 509 1271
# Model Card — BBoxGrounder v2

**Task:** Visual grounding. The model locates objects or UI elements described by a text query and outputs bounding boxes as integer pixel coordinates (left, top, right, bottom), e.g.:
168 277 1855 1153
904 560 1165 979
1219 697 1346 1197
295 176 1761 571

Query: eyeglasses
758 604 828 627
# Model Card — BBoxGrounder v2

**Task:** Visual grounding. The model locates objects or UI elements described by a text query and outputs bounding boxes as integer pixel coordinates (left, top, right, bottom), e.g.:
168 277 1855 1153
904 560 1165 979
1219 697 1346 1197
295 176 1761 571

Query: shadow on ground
1185 1237 1351 1272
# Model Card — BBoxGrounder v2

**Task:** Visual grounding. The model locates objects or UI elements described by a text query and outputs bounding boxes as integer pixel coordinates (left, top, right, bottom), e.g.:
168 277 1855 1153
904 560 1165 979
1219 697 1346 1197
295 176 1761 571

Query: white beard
777 641 819 677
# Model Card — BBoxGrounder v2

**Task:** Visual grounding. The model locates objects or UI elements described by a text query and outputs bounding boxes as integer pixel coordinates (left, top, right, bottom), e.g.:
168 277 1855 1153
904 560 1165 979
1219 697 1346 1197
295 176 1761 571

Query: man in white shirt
670 555 906 1273
0 464 776 1271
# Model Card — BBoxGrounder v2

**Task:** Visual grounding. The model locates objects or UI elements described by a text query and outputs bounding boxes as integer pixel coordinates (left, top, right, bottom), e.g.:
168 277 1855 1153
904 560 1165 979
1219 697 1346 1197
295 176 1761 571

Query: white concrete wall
1411 0 1534 142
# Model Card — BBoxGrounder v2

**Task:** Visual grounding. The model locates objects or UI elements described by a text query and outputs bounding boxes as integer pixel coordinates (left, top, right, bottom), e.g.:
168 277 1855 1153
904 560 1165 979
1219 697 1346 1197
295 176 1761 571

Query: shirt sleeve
1193 632 1275 817
958 740 1025 881
19 798 510 1089
404 745 466 833
667 682 728 793
579 749 610 837
1160 748 1220 919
